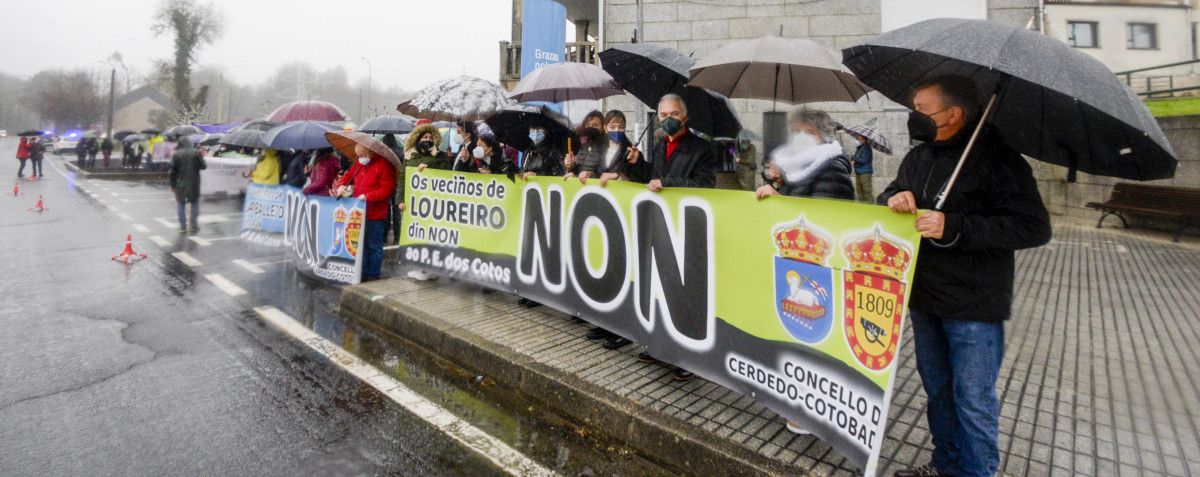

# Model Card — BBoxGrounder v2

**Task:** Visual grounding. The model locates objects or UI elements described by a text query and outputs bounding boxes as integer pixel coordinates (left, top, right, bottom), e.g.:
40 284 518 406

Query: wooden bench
1086 183 1200 242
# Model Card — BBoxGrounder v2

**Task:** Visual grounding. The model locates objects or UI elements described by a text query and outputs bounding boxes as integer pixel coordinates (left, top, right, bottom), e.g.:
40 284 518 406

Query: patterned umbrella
219 129 266 148
358 115 417 134
398 76 515 122
837 123 892 155
507 62 624 103
262 121 339 150
267 100 350 123
324 131 402 169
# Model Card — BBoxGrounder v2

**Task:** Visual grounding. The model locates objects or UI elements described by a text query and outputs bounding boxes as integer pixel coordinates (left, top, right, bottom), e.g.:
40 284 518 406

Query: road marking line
148 235 171 247
156 214 241 225
189 236 212 246
204 273 247 296
189 236 237 247
155 217 176 229
120 198 167 203
232 259 264 274
132 223 151 234
171 251 202 267
117 213 132 221
252 306 555 477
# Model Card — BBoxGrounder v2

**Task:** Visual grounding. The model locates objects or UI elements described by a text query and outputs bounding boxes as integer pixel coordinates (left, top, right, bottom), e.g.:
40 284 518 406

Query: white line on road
155 214 241 226
252 306 555 477
231 259 264 274
189 236 211 246
189 236 238 246
121 198 168 203
148 235 171 247
132 223 151 233
117 213 132 221
204 273 246 296
155 217 176 229
171 251 202 267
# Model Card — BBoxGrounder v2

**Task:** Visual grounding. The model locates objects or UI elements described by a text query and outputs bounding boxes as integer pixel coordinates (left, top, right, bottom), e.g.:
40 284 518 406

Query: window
1127 23 1158 50
1068 21 1099 48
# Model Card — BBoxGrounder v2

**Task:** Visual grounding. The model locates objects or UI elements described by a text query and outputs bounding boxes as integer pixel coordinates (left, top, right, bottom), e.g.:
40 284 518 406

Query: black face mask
906 111 938 143
418 140 434 150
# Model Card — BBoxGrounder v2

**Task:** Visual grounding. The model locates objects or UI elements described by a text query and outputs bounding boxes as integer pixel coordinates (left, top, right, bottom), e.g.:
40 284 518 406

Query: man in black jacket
626 94 716 190
883 76 1051 477
169 138 207 234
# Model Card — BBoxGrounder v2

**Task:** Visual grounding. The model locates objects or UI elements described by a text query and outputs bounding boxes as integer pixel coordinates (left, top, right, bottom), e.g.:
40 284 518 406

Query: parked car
53 135 80 154
0 130 7 138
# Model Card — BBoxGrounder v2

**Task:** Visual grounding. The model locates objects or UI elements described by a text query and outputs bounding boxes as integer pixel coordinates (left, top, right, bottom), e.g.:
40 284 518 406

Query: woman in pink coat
301 149 342 196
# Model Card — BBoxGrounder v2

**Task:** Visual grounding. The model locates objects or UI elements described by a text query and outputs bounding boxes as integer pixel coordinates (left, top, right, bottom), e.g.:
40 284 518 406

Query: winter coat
169 141 207 202
251 150 280 185
16 138 29 160
100 138 114 154
775 154 855 200
397 149 454 204
571 135 633 177
878 128 1051 322
303 155 341 196
851 143 873 175
521 142 565 176
451 154 479 173
627 131 715 188
282 151 309 188
335 155 396 221
477 149 516 178
29 141 44 161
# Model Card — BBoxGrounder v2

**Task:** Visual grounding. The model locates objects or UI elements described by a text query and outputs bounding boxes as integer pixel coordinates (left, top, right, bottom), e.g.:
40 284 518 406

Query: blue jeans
176 199 199 230
362 219 387 280
910 309 1005 477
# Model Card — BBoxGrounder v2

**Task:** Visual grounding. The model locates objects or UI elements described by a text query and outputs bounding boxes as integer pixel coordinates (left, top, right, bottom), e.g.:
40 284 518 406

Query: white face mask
788 131 820 151
358 156 370 165
472 147 485 159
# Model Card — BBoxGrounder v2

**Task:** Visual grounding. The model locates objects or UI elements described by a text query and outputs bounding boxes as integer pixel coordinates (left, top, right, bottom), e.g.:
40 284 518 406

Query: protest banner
201 154 253 197
398 169 922 474
241 184 366 285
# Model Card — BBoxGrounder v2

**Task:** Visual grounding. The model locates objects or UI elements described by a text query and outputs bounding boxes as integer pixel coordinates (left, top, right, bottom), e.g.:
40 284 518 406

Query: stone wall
1035 114 1200 233
601 0 1038 193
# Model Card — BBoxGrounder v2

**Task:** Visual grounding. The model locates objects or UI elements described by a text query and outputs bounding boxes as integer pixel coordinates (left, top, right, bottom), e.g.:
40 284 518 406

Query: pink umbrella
267 100 350 123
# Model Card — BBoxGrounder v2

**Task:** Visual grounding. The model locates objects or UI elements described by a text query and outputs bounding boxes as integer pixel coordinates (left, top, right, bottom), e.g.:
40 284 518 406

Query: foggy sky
0 0 513 90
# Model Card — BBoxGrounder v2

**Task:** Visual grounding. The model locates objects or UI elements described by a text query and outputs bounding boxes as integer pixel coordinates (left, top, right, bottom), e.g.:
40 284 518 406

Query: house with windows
1044 0 1199 94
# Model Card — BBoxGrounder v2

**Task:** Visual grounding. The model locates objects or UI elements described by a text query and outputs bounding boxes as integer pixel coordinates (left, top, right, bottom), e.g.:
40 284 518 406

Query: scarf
770 140 844 184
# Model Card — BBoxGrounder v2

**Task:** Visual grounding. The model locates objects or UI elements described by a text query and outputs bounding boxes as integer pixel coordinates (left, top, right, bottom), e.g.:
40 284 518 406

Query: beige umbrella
324 131 401 169
688 36 871 106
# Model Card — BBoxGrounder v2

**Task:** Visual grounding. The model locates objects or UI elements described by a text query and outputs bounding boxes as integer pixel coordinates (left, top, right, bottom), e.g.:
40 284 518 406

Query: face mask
607 131 626 143
358 156 371 166
418 140 434 150
907 111 939 143
788 131 820 151
661 117 683 137
472 147 485 159
529 130 546 144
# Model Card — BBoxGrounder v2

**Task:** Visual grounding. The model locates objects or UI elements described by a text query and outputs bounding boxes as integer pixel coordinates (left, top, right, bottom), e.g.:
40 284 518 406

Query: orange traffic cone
111 234 148 263
9 182 20 196
27 195 48 212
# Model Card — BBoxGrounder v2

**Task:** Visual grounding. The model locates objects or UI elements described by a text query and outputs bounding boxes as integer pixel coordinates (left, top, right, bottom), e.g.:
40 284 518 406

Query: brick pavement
342 224 1200 475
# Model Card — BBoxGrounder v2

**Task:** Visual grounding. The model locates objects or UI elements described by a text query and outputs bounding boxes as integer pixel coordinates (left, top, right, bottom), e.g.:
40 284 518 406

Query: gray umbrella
843 18 1177 200
220 129 266 148
398 76 515 122
507 62 625 103
689 36 871 106
358 115 417 134
164 124 205 139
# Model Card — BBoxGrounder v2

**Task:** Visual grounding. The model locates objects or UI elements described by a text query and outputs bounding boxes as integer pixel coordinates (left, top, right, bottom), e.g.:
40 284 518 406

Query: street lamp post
361 57 372 118
98 60 116 140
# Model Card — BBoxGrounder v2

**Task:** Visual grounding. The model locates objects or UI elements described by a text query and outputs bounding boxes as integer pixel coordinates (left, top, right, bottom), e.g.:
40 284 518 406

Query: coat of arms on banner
842 225 913 371
772 215 835 344
345 208 364 258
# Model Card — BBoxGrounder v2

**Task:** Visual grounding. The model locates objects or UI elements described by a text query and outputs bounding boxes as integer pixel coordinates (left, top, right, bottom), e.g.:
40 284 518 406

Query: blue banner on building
519 0 566 76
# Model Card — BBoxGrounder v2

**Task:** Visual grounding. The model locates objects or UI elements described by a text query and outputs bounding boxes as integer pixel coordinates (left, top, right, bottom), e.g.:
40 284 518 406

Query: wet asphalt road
0 139 672 477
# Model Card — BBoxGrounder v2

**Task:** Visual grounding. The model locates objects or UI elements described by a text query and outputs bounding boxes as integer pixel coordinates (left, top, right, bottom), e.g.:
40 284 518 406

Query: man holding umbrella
626 94 717 191
330 139 398 282
880 75 1051 477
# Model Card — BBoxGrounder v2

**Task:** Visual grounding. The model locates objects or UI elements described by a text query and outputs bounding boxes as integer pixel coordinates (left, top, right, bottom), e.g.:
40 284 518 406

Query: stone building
112 86 173 132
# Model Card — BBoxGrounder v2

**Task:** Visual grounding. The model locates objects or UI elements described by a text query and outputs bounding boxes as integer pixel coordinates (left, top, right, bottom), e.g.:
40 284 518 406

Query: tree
151 0 222 112
0 73 37 132
23 70 105 130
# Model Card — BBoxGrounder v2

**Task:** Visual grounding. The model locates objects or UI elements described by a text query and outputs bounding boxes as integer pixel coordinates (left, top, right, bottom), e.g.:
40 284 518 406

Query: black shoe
636 352 657 364
522 299 541 308
571 316 586 324
602 337 632 350
586 327 612 340
893 464 949 477
673 369 695 382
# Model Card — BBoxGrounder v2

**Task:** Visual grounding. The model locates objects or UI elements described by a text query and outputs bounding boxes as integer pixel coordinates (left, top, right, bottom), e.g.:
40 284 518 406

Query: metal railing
1115 58 1200 97
498 41 600 89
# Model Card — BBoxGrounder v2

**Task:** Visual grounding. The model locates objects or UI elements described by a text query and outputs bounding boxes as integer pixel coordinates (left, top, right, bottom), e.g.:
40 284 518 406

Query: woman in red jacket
333 144 397 281
16 137 30 178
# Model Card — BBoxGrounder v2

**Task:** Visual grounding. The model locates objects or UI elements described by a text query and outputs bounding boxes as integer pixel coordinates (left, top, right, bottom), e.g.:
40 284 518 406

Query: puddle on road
277 277 671 476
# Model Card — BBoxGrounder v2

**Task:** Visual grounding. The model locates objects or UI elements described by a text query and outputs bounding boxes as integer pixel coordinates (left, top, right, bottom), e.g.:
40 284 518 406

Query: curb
64 161 169 180
341 279 812 476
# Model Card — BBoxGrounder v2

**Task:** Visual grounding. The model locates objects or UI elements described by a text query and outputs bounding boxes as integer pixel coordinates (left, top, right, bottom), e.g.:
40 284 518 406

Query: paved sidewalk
341 224 1200 476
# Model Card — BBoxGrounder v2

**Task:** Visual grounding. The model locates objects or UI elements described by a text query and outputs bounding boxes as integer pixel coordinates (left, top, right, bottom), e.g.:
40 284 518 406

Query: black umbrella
199 133 224 146
680 86 742 139
17 130 46 137
112 129 136 140
843 18 1176 209
164 125 205 139
122 134 146 143
234 119 277 132
358 115 417 134
598 43 694 108
484 104 577 152
140 128 161 136
220 129 266 148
